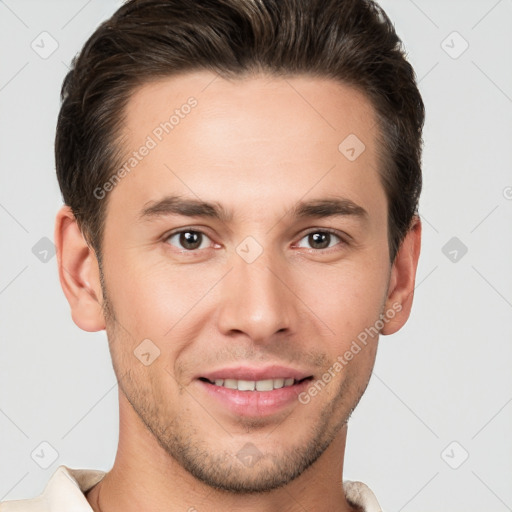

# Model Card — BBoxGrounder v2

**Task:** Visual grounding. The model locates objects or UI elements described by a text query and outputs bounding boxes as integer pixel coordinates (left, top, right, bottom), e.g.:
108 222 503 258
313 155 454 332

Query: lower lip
197 379 312 417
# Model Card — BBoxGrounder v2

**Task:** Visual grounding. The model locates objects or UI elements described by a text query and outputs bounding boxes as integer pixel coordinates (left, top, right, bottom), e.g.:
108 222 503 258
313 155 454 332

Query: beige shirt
0 465 383 511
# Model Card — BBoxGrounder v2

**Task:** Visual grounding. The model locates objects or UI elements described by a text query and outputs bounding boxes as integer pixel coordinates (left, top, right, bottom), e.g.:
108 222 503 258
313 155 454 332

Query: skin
55 71 421 512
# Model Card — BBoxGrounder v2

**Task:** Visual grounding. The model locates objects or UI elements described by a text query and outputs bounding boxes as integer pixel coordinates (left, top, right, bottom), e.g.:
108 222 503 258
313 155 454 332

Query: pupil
309 232 329 249
180 231 201 250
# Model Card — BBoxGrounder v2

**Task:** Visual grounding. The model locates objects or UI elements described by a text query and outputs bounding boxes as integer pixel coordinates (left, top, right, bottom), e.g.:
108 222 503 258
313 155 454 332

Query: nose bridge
216 246 294 341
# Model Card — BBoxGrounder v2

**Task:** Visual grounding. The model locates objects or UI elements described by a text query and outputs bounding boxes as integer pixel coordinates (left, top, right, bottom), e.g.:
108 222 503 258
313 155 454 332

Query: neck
86 391 357 512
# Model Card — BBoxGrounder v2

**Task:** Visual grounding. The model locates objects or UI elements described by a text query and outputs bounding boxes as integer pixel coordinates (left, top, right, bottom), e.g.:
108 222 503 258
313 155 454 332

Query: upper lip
197 365 313 382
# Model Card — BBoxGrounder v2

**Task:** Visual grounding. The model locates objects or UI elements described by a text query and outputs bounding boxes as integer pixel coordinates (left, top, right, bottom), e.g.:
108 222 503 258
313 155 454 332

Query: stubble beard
99 272 372 495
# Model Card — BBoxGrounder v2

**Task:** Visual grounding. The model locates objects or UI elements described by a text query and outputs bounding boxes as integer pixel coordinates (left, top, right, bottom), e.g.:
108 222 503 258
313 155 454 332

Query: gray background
1 0 511 510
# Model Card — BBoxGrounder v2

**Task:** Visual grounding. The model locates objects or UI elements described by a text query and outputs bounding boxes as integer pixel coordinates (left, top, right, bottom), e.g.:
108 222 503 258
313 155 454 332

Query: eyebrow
139 195 368 223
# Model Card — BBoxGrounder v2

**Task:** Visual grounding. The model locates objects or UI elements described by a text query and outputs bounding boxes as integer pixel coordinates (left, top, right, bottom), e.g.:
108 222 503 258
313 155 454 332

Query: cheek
292 262 387 392
105 254 225 340
298 261 388 339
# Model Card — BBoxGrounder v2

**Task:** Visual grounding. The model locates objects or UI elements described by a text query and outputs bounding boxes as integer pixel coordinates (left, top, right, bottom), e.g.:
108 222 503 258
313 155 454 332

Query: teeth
238 380 255 391
223 379 238 389
256 379 274 391
273 378 284 389
209 378 298 391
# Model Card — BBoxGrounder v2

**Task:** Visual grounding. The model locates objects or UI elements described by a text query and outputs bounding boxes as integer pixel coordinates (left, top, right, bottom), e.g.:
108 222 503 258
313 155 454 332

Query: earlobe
54 206 106 332
381 217 422 335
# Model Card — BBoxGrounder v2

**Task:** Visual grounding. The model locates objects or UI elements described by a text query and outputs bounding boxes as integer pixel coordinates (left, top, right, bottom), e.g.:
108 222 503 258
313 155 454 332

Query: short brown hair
55 0 424 261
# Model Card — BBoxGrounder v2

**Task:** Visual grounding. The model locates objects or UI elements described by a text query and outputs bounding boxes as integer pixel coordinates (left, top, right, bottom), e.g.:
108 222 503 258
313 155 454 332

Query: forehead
124 71 378 150
111 71 384 222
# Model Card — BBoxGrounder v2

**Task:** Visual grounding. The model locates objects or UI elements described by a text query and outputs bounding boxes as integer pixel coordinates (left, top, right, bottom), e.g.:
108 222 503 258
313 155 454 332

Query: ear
381 216 422 335
54 205 106 332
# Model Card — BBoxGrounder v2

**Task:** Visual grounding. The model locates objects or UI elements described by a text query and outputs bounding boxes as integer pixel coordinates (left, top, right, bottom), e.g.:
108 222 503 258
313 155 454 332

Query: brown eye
166 230 210 250
296 231 342 250
309 232 330 249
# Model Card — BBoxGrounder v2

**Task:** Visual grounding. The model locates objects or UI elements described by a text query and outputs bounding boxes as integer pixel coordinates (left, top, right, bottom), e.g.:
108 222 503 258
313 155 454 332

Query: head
55 0 423 495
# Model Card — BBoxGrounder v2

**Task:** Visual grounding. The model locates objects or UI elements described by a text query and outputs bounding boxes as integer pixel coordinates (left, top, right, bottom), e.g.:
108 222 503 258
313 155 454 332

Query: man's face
100 72 392 492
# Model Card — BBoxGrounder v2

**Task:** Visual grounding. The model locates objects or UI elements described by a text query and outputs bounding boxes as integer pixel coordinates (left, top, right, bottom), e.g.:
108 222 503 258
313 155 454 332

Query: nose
216 250 296 343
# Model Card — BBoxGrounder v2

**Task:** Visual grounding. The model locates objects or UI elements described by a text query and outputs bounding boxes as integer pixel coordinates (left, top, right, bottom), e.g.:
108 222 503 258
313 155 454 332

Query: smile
199 377 309 391
196 373 314 418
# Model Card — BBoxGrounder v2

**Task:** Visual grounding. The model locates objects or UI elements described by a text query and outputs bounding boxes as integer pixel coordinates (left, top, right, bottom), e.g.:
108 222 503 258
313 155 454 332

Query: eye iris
180 231 202 250
309 232 330 249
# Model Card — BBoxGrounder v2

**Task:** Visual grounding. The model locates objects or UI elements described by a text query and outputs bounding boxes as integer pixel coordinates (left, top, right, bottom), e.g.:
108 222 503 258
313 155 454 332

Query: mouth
198 376 312 391
194 366 314 418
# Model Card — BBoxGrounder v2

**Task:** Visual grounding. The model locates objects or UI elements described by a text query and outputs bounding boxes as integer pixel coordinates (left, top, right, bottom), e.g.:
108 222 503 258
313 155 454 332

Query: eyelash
163 227 347 254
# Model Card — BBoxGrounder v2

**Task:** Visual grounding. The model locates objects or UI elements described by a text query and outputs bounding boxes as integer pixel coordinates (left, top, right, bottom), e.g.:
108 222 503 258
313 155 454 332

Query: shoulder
0 466 106 512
